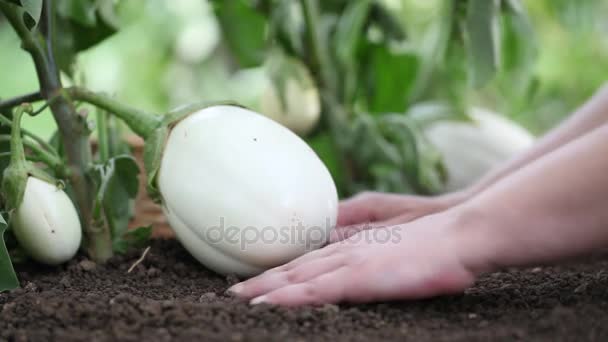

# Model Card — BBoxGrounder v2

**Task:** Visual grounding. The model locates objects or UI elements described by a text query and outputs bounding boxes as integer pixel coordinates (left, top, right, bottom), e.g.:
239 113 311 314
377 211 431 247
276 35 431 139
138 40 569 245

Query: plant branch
42 0 58 80
96 109 110 163
0 92 44 111
0 2 112 262
68 87 162 139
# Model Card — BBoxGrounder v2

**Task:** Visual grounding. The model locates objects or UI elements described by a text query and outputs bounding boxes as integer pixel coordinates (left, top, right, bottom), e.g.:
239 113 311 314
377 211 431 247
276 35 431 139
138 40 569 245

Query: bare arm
459 122 608 272
463 83 608 199
333 84 608 240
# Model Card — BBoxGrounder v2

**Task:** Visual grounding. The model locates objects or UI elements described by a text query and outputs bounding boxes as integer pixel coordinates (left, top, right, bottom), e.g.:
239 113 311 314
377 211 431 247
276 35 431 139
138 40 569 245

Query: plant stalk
96 109 110 163
0 2 113 262
69 87 161 139
0 92 44 111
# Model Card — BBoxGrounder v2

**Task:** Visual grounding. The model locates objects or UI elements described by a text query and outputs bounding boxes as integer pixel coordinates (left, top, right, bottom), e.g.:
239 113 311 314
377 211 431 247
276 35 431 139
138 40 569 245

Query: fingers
249 267 351 306
337 192 413 226
329 222 374 243
332 204 438 243
229 254 347 300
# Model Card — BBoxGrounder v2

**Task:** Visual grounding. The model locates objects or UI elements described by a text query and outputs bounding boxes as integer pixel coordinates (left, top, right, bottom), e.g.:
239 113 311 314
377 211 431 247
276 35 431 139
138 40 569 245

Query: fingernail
250 295 268 305
227 283 243 294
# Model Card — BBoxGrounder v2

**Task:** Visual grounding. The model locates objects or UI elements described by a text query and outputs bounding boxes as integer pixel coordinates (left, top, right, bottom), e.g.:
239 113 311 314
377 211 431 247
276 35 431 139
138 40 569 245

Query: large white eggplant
72 89 339 277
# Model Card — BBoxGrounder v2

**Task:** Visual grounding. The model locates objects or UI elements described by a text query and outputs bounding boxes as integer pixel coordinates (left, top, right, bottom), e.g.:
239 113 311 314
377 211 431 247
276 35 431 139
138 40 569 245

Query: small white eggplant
11 177 82 265
259 52 321 136
2 105 82 266
424 108 535 192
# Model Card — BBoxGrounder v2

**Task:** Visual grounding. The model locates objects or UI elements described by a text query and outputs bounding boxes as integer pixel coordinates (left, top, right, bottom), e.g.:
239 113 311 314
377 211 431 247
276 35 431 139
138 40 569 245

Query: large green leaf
89 155 140 243
365 45 419 114
0 214 19 291
211 0 267 68
464 0 501 88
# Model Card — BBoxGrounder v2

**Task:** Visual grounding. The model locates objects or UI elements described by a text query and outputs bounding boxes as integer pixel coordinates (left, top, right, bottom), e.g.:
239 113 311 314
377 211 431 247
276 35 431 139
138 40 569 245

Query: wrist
442 203 502 276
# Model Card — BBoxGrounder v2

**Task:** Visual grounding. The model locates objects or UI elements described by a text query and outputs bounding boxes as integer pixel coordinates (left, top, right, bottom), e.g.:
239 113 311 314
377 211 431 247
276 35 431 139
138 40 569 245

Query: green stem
0 135 63 172
96 109 110 163
68 87 161 139
0 113 59 157
9 106 29 167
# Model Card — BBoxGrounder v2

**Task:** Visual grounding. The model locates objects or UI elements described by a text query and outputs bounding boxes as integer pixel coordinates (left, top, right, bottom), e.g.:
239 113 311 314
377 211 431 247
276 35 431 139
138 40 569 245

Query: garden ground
1 238 607 341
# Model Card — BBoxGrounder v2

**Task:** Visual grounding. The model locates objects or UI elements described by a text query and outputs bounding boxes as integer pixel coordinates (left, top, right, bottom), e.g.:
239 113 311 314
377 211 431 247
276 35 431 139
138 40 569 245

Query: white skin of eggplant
229 83 608 306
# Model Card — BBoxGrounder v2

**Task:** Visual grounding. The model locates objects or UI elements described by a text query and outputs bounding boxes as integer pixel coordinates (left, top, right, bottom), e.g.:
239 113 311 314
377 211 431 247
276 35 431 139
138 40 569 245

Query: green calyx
67 87 247 204
265 48 317 113
1 104 56 212
2 105 30 211
143 100 243 203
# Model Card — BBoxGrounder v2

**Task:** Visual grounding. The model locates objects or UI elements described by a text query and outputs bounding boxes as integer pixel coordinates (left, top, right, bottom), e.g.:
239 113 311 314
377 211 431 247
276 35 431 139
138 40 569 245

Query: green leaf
112 225 151 254
53 0 120 75
0 214 19 291
212 0 267 68
333 0 372 103
306 132 343 194
269 0 305 57
334 0 372 66
379 114 446 194
3 0 43 29
500 0 536 73
464 0 501 88
90 155 140 241
56 0 97 27
365 45 419 114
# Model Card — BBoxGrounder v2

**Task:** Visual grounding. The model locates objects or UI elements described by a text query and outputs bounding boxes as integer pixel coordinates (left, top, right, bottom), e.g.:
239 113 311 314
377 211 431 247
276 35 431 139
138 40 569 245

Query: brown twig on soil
127 246 151 274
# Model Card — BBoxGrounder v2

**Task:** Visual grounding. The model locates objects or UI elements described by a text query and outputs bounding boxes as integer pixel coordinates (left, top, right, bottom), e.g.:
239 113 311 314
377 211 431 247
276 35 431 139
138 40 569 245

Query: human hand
332 191 469 242
228 209 488 306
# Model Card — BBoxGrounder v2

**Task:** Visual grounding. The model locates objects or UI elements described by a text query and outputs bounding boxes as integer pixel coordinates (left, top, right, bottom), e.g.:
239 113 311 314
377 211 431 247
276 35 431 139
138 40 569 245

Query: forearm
465 84 608 198
457 123 608 272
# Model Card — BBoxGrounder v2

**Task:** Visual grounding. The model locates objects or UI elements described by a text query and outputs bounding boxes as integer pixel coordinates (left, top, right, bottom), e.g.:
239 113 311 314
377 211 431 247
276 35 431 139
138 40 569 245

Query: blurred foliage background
1 0 606 139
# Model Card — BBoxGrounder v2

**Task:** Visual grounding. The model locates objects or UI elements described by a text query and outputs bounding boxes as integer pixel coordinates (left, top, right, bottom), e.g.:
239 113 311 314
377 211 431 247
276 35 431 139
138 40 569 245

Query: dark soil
1 239 608 342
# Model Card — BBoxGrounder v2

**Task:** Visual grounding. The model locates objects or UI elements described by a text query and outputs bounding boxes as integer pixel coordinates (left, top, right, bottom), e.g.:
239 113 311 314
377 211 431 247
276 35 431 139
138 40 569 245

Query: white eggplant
260 77 321 136
11 177 82 265
259 52 321 136
424 108 535 192
71 89 339 277
157 105 338 276
2 105 82 266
